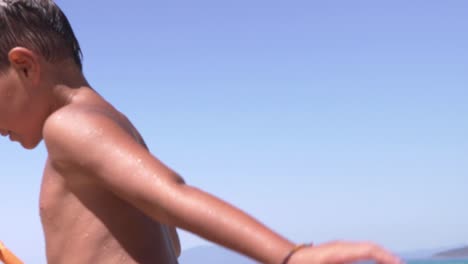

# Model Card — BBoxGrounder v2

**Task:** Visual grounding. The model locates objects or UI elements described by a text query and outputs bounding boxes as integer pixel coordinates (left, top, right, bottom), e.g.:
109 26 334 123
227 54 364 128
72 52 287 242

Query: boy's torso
39 89 179 264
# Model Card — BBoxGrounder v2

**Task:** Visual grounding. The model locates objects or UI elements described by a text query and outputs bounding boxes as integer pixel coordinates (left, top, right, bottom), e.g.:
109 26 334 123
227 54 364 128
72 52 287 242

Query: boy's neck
50 59 90 89
46 60 92 111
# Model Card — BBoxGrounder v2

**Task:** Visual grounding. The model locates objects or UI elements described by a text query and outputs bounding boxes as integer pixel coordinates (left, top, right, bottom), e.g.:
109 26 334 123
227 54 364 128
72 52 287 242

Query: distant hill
397 244 468 260
179 245 256 264
434 246 468 258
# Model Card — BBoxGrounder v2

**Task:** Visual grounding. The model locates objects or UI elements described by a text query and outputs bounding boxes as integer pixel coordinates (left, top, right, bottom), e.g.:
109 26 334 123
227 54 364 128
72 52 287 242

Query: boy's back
40 88 179 264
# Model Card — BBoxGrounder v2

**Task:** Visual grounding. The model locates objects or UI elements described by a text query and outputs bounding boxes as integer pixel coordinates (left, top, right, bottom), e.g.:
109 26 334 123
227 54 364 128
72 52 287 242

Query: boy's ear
8 47 40 82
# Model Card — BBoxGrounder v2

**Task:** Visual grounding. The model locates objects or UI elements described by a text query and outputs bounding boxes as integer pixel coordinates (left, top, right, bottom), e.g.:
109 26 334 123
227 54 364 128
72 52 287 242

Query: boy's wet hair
0 0 82 71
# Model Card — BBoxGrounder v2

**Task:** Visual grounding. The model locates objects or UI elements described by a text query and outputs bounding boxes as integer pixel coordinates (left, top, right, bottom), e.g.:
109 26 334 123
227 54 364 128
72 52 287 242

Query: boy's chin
21 142 39 150
17 137 42 150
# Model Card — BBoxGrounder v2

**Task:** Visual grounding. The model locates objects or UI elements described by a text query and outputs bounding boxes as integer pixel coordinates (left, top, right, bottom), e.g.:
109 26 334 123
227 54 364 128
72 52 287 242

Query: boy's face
0 50 48 149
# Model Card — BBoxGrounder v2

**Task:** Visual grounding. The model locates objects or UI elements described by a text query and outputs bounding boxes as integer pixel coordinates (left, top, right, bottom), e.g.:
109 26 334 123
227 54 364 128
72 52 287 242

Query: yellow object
0 241 23 264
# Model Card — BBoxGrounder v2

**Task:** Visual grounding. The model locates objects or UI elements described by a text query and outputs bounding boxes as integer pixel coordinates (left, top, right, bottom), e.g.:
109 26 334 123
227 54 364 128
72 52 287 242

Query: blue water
407 260 468 264
356 260 468 264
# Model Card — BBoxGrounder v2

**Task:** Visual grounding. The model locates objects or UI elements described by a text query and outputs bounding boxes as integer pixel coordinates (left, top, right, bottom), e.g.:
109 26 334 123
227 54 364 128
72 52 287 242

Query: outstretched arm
44 109 401 264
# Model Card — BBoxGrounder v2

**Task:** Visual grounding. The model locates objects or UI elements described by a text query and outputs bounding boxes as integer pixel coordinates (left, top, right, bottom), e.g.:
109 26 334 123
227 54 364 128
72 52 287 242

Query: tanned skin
0 47 403 264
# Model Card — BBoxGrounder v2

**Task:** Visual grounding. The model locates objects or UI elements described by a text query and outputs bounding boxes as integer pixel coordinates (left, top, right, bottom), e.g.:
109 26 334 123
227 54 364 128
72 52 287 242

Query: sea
406 260 468 264
354 260 468 264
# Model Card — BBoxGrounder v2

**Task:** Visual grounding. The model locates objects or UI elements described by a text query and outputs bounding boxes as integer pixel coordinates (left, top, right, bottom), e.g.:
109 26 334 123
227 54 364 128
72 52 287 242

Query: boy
0 1 402 263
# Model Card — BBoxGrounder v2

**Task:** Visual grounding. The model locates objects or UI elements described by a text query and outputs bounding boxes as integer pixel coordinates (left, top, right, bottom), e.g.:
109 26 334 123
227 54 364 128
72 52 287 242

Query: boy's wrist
280 243 313 264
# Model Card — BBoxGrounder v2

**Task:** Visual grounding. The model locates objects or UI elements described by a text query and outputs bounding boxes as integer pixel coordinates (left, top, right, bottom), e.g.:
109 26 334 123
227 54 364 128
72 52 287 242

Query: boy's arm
43 110 401 264
130 126 182 257
44 110 294 263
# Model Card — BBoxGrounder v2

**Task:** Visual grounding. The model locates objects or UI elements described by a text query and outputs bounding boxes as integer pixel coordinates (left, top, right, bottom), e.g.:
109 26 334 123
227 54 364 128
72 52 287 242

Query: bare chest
39 160 177 264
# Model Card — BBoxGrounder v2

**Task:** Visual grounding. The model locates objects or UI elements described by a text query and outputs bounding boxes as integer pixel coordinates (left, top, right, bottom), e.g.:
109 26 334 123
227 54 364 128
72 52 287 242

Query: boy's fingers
367 245 403 264
287 241 403 264
347 242 403 264
325 241 403 264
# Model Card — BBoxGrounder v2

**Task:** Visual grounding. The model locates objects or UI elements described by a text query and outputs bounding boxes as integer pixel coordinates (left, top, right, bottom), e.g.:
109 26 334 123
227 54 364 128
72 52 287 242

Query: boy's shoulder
42 102 128 167
43 102 112 141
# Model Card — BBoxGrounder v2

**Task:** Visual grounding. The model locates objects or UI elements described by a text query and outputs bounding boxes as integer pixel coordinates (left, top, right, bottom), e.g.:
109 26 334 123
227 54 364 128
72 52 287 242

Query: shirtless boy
0 1 402 263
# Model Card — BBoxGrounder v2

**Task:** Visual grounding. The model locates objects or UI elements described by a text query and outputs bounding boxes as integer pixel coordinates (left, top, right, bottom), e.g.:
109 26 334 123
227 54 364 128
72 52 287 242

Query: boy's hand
287 241 403 264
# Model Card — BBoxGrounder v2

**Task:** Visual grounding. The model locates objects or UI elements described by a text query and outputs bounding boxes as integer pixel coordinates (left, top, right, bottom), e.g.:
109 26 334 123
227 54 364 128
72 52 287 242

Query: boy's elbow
172 173 186 185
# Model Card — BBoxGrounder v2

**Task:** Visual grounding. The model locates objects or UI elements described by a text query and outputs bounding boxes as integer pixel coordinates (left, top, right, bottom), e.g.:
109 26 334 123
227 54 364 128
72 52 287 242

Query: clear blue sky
1 1 467 263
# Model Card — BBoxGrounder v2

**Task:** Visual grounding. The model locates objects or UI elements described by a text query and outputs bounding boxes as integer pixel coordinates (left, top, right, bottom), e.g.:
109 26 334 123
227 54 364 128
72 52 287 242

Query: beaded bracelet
281 243 313 264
